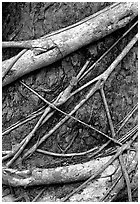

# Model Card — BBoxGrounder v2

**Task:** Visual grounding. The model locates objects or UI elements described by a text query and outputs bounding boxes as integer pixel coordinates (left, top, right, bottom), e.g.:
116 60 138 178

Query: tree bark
2 2 138 87
2 149 136 185
2 149 137 202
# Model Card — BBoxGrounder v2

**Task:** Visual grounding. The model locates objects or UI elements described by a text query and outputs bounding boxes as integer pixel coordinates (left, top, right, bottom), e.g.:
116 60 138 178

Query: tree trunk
2 149 137 201
2 2 138 87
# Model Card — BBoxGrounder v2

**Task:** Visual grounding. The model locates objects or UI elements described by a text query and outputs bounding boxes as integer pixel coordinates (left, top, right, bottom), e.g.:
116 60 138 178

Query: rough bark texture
2 2 138 87
2 150 137 202
2 2 138 202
